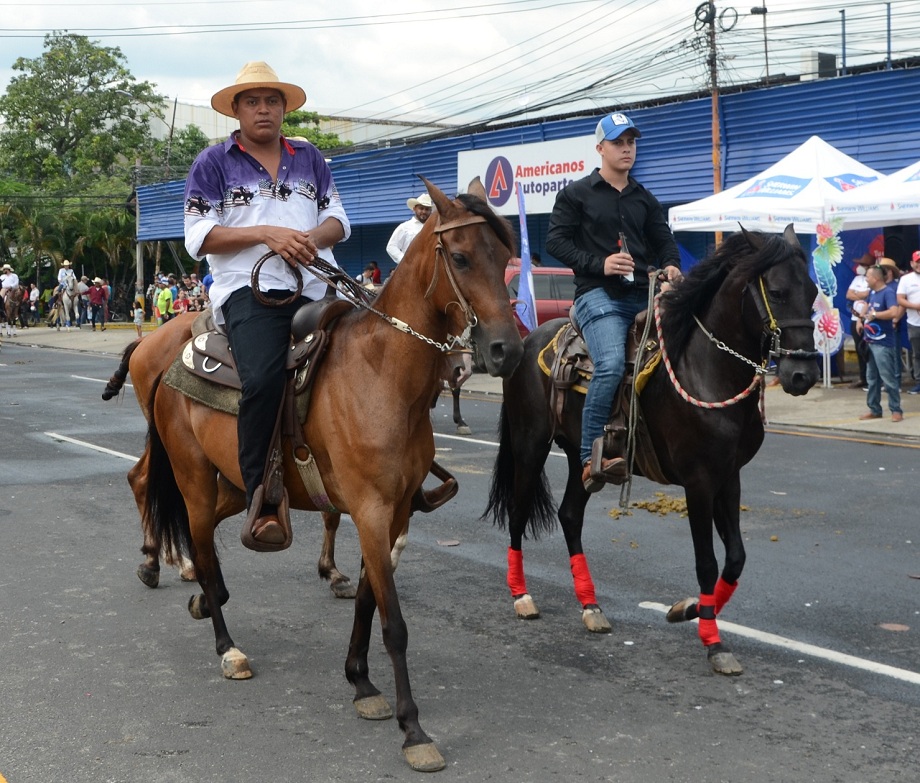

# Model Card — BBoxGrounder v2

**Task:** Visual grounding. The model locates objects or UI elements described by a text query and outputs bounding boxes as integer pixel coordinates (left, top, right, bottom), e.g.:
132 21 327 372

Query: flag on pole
514 183 538 333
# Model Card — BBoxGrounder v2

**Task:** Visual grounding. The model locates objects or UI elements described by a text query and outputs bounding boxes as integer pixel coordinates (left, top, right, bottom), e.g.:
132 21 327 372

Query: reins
249 211 489 354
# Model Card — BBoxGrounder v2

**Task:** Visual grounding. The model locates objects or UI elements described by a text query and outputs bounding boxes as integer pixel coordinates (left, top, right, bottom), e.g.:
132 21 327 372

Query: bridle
655 272 818 410
250 212 490 354
746 276 819 363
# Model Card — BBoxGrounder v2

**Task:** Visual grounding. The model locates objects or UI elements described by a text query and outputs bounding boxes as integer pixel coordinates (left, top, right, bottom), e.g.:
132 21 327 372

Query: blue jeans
866 342 902 416
573 286 647 464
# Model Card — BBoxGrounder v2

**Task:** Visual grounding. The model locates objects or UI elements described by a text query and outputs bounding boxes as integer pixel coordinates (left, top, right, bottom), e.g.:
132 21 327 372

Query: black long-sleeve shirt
545 169 680 299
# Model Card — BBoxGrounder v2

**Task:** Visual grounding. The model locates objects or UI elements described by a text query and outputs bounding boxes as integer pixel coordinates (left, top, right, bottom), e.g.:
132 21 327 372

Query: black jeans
222 287 309 507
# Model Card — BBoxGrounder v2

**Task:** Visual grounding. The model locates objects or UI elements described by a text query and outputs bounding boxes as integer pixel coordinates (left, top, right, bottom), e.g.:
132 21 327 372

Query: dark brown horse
483 226 819 675
102 178 522 772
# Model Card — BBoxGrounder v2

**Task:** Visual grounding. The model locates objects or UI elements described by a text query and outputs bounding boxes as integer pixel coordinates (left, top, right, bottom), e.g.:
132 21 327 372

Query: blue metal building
137 66 920 276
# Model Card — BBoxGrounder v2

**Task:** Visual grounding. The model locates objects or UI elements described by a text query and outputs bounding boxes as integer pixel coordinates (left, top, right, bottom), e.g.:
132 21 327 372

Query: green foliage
281 110 348 151
0 32 159 186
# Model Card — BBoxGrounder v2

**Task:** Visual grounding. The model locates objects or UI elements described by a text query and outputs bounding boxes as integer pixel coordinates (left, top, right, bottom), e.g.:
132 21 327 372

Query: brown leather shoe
859 412 882 420
892 412 904 422
582 463 604 494
250 514 285 545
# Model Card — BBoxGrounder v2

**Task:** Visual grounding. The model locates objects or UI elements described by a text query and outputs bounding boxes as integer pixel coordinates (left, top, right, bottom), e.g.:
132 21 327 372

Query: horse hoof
179 567 197 582
513 593 540 619
330 578 357 599
666 597 698 623
403 742 446 772
708 647 743 676
188 594 209 620
582 605 612 633
354 694 393 720
221 647 253 679
456 424 472 436
136 564 160 589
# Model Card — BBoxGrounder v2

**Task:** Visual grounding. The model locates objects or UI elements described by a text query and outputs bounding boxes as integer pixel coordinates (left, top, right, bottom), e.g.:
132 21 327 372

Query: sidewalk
4 322 919 441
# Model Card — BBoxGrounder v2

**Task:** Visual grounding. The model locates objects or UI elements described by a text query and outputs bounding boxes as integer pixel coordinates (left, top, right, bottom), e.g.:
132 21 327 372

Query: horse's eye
451 252 470 269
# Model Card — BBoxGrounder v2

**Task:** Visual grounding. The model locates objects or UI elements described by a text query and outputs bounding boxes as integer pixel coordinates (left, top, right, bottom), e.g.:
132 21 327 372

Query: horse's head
413 177 523 378
741 225 820 396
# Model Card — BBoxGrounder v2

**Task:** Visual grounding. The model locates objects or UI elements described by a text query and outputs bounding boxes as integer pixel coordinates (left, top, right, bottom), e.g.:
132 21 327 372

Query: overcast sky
1 0 918 130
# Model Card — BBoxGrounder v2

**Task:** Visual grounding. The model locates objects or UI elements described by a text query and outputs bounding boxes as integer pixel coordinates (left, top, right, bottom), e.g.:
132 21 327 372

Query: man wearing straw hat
184 61 350 551
386 192 434 264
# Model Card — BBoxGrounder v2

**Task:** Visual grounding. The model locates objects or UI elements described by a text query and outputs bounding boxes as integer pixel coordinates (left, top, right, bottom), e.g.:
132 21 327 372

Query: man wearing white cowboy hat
184 61 350 551
87 276 108 331
57 259 76 293
386 192 434 265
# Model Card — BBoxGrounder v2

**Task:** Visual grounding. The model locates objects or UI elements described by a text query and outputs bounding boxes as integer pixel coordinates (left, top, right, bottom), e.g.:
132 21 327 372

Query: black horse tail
481 402 557 540
101 340 142 401
144 374 192 562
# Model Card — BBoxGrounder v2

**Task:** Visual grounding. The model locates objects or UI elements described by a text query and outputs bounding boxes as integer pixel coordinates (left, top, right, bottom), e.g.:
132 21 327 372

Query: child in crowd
133 302 145 339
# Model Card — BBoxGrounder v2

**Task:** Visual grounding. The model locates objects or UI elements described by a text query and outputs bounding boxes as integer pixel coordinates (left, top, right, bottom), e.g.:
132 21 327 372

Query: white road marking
71 374 133 388
435 431 566 458
640 601 920 685
44 432 138 462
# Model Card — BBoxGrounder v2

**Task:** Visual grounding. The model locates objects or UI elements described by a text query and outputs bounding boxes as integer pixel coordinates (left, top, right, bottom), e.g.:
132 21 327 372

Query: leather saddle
180 298 353 394
541 309 670 485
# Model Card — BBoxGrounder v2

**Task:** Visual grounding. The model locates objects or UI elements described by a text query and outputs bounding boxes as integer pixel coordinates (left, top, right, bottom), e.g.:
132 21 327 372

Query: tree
0 32 159 185
281 110 348 151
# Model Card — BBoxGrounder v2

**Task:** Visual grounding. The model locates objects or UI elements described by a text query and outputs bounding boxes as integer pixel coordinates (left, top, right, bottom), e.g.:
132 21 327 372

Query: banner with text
458 136 597 215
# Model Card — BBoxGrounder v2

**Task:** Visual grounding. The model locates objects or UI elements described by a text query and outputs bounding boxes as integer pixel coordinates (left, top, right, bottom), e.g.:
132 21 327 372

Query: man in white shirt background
386 192 434 265
896 249 920 394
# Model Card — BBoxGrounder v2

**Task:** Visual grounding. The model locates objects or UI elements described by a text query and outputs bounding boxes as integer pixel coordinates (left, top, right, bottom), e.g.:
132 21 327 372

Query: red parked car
504 262 575 337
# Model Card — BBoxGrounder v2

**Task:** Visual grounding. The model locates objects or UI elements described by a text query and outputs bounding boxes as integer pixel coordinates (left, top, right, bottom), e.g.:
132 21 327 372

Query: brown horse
483 226 819 676
120 312 357 598
2 284 25 335
102 178 522 772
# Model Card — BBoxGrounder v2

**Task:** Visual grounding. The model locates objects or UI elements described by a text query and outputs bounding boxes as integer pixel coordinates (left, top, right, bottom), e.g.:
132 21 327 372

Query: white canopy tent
668 136 882 234
825 159 920 229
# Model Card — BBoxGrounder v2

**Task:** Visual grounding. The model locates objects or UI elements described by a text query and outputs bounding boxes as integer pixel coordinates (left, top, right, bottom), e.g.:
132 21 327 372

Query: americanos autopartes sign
457 136 598 215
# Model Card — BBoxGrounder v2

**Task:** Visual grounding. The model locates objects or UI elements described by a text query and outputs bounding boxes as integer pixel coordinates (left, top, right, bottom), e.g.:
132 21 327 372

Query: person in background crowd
133 300 145 339
877 257 905 385
896 250 920 394
29 282 40 325
77 276 90 324
386 192 433 264
88 277 107 331
155 278 174 324
856 264 902 422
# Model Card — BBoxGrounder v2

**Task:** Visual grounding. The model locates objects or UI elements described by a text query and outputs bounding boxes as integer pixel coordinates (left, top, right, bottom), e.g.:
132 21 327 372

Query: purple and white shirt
184 133 350 322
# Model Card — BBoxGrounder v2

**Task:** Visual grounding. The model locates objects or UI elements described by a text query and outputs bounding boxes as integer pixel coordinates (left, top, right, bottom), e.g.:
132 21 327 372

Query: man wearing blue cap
546 112 682 493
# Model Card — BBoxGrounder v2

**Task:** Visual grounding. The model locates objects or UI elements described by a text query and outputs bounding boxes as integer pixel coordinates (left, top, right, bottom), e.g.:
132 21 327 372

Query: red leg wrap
697 593 720 646
570 554 597 607
507 547 527 597
713 577 738 615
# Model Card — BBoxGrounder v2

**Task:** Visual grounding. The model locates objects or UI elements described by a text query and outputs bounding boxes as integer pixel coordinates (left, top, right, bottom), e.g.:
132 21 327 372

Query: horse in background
483 226 819 676
2 284 25 337
60 274 80 330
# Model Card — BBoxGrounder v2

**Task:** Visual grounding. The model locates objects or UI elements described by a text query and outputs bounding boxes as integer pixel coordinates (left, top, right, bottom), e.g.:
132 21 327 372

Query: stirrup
590 436 627 486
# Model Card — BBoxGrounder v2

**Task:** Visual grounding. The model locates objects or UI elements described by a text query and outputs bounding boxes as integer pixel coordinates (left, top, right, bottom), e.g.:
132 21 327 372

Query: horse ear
467 176 487 202
738 224 763 251
782 223 801 250
418 175 455 217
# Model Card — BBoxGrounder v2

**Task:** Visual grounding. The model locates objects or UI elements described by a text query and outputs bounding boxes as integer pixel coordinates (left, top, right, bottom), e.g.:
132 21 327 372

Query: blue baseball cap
595 113 641 143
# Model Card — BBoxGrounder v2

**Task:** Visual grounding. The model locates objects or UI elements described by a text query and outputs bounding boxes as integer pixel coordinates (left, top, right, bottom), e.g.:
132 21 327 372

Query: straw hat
211 62 306 118
92 277 103 284
407 193 434 210
62 259 71 266
1 263 12 272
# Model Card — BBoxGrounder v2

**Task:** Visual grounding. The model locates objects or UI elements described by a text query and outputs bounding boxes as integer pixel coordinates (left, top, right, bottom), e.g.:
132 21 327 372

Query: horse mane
455 193 517 256
659 230 806 361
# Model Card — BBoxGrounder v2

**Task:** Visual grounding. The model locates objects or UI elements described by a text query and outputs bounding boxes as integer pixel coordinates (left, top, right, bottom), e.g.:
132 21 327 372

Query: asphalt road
1 343 918 783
